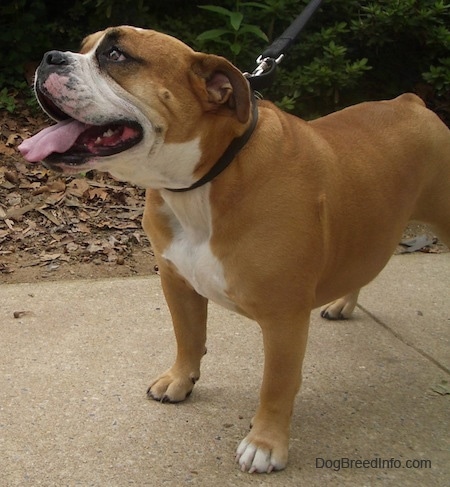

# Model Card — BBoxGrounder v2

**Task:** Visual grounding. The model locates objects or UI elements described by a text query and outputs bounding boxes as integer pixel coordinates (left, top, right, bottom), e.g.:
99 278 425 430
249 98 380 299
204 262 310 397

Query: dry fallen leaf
431 380 450 395
40 252 62 262
32 179 66 195
13 310 35 319
88 187 109 201
66 178 90 197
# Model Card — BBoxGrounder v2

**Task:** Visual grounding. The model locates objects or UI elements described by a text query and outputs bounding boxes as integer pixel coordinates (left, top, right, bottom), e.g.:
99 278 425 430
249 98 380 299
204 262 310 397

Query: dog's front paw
235 432 288 473
147 368 198 403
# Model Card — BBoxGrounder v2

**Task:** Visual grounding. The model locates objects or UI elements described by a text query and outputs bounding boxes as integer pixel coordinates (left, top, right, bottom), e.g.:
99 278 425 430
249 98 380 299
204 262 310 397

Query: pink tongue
18 119 89 162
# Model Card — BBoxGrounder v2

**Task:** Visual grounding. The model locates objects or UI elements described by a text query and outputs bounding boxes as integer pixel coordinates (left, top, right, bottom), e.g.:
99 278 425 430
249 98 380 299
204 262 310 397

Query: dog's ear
80 31 105 54
190 53 251 123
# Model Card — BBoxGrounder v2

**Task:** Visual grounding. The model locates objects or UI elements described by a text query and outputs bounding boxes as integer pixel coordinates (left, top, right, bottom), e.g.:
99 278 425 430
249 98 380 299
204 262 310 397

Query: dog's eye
105 47 127 62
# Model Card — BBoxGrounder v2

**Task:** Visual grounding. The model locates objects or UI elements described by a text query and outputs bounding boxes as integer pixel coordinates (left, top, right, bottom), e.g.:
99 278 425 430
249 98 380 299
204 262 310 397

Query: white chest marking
161 186 236 311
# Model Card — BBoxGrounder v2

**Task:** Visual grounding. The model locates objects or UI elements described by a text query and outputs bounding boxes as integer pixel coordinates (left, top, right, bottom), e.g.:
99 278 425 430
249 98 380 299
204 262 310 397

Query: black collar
165 95 258 192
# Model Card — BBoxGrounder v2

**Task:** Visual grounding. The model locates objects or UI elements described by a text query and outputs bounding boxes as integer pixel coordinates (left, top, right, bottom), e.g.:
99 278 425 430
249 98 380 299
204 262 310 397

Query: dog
19 26 450 473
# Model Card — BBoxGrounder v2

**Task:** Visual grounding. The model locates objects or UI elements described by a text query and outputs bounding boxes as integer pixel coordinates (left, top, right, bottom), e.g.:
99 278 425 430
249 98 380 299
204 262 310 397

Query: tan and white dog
19 26 450 473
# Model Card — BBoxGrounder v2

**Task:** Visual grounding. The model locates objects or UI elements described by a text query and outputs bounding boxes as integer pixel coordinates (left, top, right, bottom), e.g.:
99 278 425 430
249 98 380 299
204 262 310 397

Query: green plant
265 13 370 114
0 88 17 113
0 81 40 115
299 41 370 104
275 92 300 112
197 2 268 61
264 0 450 119
422 58 450 97
1 0 449 123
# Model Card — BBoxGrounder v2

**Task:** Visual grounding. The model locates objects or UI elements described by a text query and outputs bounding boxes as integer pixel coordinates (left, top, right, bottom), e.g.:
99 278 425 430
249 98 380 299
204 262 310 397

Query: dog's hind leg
320 290 360 320
412 178 450 251
412 114 450 249
418 174 450 250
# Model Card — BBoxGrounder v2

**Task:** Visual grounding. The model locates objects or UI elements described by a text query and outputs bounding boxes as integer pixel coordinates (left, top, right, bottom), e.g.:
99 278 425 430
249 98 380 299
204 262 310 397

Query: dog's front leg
236 313 310 473
147 264 208 403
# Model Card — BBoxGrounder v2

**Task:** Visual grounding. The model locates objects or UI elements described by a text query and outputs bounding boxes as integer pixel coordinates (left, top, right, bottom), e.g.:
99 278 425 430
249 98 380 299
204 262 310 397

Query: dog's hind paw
320 291 360 320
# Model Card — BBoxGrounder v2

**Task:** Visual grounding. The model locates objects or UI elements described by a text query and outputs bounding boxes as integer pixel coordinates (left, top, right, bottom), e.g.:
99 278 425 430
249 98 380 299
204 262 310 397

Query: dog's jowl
19 26 450 474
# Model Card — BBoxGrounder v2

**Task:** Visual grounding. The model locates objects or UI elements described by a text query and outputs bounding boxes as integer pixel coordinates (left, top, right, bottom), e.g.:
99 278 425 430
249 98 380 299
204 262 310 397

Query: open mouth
45 121 144 166
19 89 144 168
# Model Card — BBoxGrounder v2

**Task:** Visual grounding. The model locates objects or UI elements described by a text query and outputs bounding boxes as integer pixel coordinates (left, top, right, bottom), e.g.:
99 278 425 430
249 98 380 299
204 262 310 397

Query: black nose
43 50 69 66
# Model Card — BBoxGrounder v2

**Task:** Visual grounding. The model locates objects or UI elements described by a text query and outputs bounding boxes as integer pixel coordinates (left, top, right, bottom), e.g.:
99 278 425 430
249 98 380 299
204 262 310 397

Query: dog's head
19 26 253 188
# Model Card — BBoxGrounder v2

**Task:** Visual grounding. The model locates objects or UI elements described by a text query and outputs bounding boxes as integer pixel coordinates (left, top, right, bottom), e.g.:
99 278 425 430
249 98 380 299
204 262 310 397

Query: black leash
246 0 323 91
165 0 322 192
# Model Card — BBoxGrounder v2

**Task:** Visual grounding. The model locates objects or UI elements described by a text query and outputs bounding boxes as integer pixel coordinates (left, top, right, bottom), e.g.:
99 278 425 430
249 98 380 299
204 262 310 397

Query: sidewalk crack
356 304 450 375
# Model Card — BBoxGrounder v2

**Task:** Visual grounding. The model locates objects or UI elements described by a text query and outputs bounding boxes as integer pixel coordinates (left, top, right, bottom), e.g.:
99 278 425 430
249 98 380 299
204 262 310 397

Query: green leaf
198 5 233 18
230 42 242 55
238 24 269 42
196 28 231 41
240 2 270 9
230 11 244 31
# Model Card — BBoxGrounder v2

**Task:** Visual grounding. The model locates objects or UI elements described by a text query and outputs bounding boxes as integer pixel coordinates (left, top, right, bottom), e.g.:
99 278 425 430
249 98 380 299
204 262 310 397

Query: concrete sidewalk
1 253 449 486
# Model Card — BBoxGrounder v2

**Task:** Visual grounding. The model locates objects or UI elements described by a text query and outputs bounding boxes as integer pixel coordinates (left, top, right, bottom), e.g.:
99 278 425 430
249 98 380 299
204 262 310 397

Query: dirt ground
1 103 447 286
0 149 158 284
1 104 158 284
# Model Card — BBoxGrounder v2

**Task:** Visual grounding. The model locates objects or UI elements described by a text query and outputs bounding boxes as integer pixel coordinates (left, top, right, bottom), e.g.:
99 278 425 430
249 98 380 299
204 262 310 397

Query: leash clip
253 53 285 77
244 54 284 91
243 0 322 91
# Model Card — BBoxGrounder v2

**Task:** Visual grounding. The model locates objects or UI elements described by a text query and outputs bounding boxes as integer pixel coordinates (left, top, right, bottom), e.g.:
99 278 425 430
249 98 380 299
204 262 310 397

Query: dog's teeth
94 129 115 145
